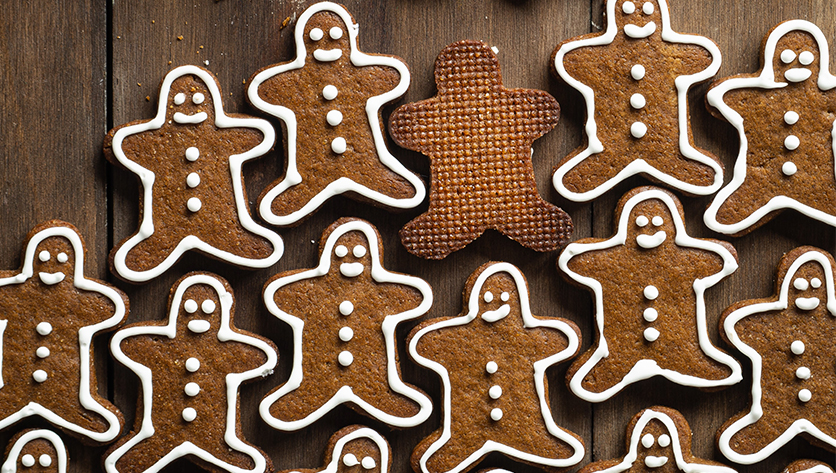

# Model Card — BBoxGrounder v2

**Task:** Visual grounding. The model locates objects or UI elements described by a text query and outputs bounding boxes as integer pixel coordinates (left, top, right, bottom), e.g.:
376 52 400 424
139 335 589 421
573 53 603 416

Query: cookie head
616 0 662 39
304 10 351 64
337 437 383 473
773 30 821 84
435 41 500 93
331 231 373 279
787 259 829 312
31 235 76 287
627 196 676 250
2 430 67 473
476 271 518 324
177 282 223 337
635 418 676 469
165 73 215 125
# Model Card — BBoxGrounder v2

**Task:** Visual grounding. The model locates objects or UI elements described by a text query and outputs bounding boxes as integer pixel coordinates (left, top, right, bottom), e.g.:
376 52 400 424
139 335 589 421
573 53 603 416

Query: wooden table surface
1 0 835 472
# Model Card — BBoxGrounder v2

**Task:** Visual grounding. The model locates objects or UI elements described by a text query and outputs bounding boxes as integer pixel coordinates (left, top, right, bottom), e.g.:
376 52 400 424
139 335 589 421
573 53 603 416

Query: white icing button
643 285 659 300
784 111 799 125
486 361 498 374
184 299 198 314
791 340 805 355
185 146 200 162
641 433 654 448
796 366 811 380
185 357 200 372
643 327 660 342
339 326 354 342
36 346 50 358
642 1 654 14
490 408 503 421
622 1 636 14
643 308 658 322
182 407 197 422
784 135 800 150
811 277 822 288
794 278 809 290
631 64 646 80
489 385 502 399
631 122 648 138
188 320 210 334
338 350 354 367
799 51 815 66
326 110 343 126
782 161 798 176
331 137 347 154
192 93 205 105
798 389 812 403
174 93 186 105
39 454 52 467
201 299 216 314
187 172 200 188
781 49 797 64
353 245 367 258
21 454 35 467
33 370 48 383
500 292 510 302
323 85 338 100
38 250 50 262
636 215 649 227
329 26 343 40
658 434 671 447
484 291 494 303
361 457 376 469
335 245 348 257
651 216 663 226
309 28 324 41
185 382 200 396
339 300 354 315
187 197 202 212
36 322 52 336
57 252 68 263
343 454 359 467
630 93 646 109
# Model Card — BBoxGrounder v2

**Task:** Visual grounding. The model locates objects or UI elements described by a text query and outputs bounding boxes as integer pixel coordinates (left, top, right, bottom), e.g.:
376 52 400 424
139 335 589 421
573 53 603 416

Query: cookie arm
357 63 403 98
557 44 601 85
389 100 438 155
508 89 560 140
670 42 717 77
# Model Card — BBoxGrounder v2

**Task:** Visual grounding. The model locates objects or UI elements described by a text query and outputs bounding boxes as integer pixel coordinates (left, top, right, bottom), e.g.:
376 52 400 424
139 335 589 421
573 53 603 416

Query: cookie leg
579 354 636 394
725 413 786 456
559 153 618 195
353 386 422 420
267 381 336 424
265 179 328 221
494 199 572 252
359 163 419 201
421 431 474 473
113 436 170 473
120 235 176 273
712 177 773 227
201 438 263 472
660 155 718 189
198 221 276 260
400 211 480 259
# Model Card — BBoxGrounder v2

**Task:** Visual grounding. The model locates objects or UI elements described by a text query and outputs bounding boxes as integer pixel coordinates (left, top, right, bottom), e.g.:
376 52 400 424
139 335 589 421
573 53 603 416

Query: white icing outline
552 0 723 201
260 219 433 430
110 65 283 282
0 225 126 443
248 2 425 226
791 465 836 473
704 20 836 234
408 262 584 472
719 249 836 464
316 427 390 473
105 273 278 473
591 408 736 473
0 429 68 473
558 188 742 402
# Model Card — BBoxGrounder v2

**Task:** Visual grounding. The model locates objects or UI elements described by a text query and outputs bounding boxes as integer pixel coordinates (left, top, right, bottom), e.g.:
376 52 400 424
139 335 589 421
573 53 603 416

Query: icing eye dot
21 454 34 467
636 215 649 227
641 433 654 448
642 2 654 14
652 216 663 226
811 277 822 288
501 292 510 302
658 434 671 447
799 51 815 65
201 299 216 314
38 454 52 467
793 278 809 291
780 49 797 64
353 245 367 258
361 456 376 469
174 93 186 105
329 27 343 40
622 1 636 14
483 291 494 303
57 252 68 263
184 299 198 314
192 92 205 105
343 454 359 467
38 250 50 262
335 245 348 257
309 27 324 41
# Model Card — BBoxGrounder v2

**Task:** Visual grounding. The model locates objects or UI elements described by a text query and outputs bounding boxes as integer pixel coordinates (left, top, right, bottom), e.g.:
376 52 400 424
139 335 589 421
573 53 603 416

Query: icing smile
624 22 657 39
784 68 812 82
313 49 343 62
636 231 666 249
340 262 364 277
795 296 820 310
173 111 208 124
39 272 65 285
481 304 510 323
644 456 668 468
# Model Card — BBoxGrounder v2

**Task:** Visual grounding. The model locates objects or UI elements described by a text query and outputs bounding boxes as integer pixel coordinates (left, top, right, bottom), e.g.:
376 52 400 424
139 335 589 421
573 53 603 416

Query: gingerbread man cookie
704 20 836 236
552 0 723 201
107 65 283 283
558 187 742 402
261 217 432 430
783 460 835 473
390 40 573 259
1 429 68 473
718 247 836 464
0 221 126 444
578 407 736 473
248 2 425 226
408 262 584 473
277 425 391 473
105 273 278 473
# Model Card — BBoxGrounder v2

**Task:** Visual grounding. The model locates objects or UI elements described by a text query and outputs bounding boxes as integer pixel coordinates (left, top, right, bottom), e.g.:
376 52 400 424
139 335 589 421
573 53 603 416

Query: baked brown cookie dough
783 460 836 473
1 429 68 473
276 425 392 473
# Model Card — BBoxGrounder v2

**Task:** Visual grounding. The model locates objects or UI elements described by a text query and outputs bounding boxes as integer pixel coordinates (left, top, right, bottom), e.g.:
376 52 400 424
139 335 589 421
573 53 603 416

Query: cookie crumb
281 16 291 29
177 35 183 41
146 96 150 101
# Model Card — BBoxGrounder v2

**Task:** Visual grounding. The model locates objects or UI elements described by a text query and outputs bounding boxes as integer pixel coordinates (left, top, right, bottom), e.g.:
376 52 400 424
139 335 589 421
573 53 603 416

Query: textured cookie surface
558 187 741 402
261 217 432 430
277 425 391 473
390 39 572 259
704 20 836 236
408 262 584 473
552 0 722 201
718 246 836 464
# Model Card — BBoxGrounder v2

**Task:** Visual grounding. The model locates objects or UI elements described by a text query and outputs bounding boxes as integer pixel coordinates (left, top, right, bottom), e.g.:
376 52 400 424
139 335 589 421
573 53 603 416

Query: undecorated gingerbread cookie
558 187 741 402
1 429 68 473
276 425 391 473
408 262 584 473
718 247 836 464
